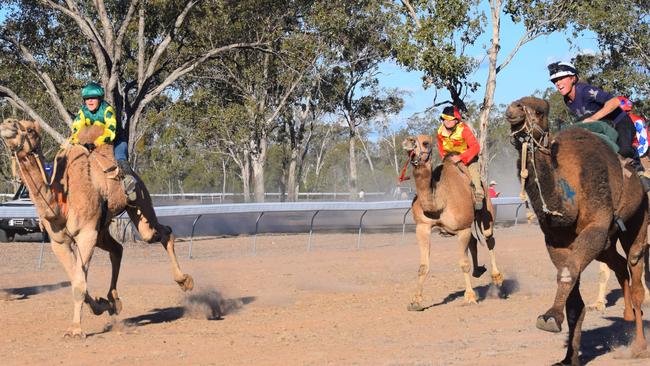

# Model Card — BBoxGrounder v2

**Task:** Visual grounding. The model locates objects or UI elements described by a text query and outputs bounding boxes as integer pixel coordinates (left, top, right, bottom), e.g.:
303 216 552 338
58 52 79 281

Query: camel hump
77 124 105 144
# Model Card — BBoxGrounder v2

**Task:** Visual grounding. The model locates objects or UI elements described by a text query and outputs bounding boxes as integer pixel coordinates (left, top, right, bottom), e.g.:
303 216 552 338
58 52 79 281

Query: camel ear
402 136 416 151
33 120 41 134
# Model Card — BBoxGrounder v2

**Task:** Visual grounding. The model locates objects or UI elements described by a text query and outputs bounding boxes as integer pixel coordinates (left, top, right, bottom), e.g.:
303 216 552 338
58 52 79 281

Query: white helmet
548 61 577 81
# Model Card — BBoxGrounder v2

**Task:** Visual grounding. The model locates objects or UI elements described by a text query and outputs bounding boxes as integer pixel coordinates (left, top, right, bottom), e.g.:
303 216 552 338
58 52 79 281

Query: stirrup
122 176 137 201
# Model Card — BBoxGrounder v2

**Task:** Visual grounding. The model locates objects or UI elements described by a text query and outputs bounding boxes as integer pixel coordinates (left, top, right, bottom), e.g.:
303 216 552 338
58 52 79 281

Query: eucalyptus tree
314 0 402 196
0 0 268 161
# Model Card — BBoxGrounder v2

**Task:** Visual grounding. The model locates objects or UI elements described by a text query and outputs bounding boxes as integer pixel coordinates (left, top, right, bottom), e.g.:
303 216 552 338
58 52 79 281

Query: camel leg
596 244 635 320
558 276 586 366
65 229 97 339
407 223 431 311
587 261 610 312
458 228 477 304
50 240 76 280
127 199 193 291
486 236 504 286
468 236 486 278
92 230 123 315
537 223 609 333
619 208 648 356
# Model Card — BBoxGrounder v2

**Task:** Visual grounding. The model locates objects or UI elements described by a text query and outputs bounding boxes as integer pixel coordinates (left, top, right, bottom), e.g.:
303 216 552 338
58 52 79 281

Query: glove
83 143 96 152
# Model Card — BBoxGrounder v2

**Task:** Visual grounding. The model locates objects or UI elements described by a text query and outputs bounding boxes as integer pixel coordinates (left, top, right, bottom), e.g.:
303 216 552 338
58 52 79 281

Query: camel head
402 135 434 166
0 119 43 158
506 97 550 149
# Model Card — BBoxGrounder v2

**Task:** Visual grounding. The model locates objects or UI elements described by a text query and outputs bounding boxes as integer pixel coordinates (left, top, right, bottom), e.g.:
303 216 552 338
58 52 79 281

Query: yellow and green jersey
70 101 117 146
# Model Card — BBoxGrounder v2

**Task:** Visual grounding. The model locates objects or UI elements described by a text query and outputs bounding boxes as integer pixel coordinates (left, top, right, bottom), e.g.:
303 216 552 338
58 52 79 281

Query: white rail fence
0 197 526 268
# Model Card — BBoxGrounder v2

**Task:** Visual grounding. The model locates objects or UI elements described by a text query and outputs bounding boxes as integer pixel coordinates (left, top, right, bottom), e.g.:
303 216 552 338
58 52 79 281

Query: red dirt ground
1 224 649 365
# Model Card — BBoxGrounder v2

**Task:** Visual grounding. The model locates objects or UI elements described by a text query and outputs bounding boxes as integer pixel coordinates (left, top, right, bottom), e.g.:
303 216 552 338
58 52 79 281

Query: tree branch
3 36 73 126
0 85 66 144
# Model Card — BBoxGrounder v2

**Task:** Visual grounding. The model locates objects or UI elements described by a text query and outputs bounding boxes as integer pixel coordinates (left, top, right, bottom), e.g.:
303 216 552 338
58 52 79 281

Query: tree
0 0 268 162
316 0 401 196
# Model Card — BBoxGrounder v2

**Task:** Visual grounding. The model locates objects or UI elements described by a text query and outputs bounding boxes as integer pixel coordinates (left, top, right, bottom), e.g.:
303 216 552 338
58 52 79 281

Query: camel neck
16 154 58 222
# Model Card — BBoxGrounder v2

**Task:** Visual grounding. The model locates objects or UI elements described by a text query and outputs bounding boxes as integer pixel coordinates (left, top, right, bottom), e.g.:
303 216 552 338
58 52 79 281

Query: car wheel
0 228 14 242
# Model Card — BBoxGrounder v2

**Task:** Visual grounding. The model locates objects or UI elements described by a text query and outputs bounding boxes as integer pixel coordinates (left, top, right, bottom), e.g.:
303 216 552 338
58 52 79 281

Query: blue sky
379 13 599 121
1 6 597 120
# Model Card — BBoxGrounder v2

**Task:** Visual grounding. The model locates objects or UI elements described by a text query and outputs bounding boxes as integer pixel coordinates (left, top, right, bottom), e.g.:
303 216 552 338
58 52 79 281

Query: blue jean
113 136 128 162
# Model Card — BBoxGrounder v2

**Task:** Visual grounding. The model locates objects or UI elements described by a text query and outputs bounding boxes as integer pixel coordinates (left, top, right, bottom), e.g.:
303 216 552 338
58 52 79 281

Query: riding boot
630 158 650 193
117 160 138 201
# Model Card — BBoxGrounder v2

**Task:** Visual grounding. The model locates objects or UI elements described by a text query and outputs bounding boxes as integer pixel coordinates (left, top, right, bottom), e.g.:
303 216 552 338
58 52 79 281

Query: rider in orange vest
436 105 484 210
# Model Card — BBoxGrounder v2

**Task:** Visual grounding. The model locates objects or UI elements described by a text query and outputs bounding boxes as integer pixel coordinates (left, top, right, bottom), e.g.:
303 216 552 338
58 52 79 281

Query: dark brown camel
402 135 503 310
506 97 649 365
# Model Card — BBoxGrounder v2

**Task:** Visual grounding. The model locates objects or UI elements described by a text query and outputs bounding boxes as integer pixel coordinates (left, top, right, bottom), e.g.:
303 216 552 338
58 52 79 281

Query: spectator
488 181 500 198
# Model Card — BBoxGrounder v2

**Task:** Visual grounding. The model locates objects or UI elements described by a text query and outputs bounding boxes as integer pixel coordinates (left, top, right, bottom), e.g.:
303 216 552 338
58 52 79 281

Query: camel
402 135 503 311
0 119 194 338
589 258 650 311
506 96 649 365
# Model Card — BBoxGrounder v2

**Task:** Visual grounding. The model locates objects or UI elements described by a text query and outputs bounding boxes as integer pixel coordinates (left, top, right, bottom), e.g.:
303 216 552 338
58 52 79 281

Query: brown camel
0 119 193 338
402 135 503 311
506 96 649 365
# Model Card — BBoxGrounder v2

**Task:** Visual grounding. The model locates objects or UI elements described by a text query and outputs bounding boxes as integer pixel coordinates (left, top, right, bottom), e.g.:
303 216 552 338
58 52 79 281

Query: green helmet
81 82 104 99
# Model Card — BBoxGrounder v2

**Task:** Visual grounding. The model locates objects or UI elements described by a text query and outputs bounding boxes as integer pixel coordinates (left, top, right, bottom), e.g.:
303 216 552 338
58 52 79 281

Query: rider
547 61 650 191
618 96 648 158
436 105 484 210
71 82 137 200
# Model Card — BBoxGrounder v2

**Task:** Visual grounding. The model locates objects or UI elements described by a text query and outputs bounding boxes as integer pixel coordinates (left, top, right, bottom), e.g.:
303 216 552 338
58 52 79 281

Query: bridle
509 105 563 217
408 136 433 166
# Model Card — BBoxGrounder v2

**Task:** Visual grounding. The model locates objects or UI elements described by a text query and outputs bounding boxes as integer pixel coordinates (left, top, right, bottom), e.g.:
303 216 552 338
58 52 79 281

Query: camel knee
557 266 577 284
459 259 471 273
418 264 428 276
72 283 87 302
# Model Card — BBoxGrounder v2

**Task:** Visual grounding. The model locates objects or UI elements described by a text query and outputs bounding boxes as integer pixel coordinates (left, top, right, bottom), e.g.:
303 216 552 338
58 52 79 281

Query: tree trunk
478 0 502 181
287 149 299 201
242 153 251 203
251 138 267 203
221 158 227 200
348 127 358 197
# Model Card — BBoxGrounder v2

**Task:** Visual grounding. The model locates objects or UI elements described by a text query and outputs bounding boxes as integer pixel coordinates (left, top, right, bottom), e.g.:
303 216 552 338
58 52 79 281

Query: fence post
37 231 47 269
357 210 368 249
252 212 265 255
307 210 320 251
189 214 203 259
401 207 412 243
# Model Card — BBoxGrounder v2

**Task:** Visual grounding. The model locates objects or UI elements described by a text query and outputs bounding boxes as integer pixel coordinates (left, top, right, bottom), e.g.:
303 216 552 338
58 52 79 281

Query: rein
398 136 433 183
511 106 563 217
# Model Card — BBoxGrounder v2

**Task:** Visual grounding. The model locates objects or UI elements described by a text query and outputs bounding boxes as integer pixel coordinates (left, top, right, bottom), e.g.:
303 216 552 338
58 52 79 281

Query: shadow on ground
123 295 257 326
578 317 650 365
423 278 518 309
0 281 70 300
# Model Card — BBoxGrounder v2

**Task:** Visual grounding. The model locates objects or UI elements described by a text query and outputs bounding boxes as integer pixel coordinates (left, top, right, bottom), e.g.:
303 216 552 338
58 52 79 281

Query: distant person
488 181 500 198
547 61 650 191
436 105 484 210
358 189 365 201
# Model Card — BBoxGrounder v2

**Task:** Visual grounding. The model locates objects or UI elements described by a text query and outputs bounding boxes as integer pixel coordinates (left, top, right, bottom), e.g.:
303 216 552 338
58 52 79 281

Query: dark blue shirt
565 82 627 125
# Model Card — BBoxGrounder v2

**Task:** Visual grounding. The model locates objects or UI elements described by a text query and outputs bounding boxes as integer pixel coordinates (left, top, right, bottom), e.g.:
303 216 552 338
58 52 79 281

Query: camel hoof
108 290 122 315
177 274 194 291
630 340 650 358
491 272 504 286
472 265 487 278
587 301 606 312
407 302 425 312
63 329 86 339
464 291 478 304
536 315 561 333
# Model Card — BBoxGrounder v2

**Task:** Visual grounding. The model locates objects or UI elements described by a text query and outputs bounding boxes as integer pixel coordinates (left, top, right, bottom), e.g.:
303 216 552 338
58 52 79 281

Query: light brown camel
0 119 194 338
402 135 503 311
506 96 649 365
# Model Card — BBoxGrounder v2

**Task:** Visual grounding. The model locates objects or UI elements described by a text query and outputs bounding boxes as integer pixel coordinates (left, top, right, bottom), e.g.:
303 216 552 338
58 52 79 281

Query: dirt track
1 224 649 365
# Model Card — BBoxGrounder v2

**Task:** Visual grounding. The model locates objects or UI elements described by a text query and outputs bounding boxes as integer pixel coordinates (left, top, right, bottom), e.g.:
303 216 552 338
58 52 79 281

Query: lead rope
528 141 564 217
519 142 529 201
